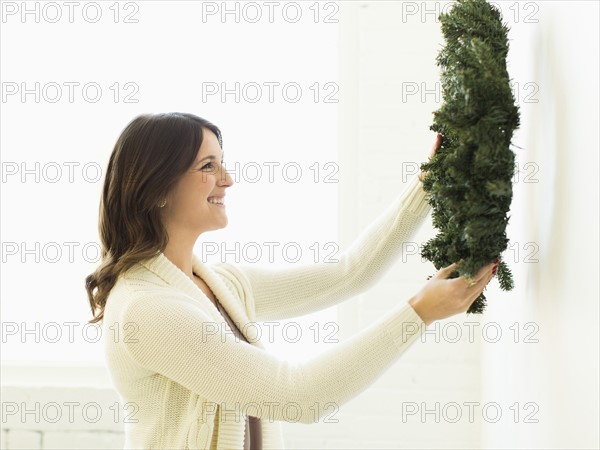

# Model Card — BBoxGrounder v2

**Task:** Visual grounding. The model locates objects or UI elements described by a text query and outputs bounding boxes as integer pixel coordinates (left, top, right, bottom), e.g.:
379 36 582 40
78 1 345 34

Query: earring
159 198 167 208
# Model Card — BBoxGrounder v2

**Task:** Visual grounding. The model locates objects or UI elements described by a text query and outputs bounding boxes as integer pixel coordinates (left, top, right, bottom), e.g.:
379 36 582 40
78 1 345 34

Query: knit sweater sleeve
214 174 431 321
119 285 427 425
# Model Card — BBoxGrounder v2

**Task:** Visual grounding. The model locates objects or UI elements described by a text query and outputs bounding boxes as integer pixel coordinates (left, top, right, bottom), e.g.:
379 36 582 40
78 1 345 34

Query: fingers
461 265 495 310
474 266 495 289
475 261 496 280
436 260 496 288
463 262 496 287
428 133 443 160
468 269 495 305
434 260 463 279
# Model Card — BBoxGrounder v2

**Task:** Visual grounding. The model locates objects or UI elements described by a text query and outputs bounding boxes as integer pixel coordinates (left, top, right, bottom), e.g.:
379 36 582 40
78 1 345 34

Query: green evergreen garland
420 0 520 313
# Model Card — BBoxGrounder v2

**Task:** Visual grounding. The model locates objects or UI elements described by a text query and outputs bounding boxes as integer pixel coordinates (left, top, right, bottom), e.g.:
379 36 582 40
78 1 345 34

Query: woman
85 112 497 449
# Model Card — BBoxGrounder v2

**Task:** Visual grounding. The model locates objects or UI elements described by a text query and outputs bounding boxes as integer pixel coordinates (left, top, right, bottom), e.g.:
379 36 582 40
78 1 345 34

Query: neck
162 233 200 279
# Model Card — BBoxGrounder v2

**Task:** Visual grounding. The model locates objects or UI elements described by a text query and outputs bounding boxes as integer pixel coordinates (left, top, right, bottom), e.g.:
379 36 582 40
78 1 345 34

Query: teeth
208 198 224 204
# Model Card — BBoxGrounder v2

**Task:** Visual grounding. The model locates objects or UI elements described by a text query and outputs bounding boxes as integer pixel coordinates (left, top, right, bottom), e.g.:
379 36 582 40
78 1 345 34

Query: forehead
196 130 223 158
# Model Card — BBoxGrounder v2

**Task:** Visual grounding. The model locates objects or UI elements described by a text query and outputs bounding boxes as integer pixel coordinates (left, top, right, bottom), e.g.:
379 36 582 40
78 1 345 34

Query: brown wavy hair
85 112 223 324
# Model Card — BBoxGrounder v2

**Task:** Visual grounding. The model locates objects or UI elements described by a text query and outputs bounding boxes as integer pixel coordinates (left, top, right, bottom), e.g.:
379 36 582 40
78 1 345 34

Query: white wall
480 2 600 449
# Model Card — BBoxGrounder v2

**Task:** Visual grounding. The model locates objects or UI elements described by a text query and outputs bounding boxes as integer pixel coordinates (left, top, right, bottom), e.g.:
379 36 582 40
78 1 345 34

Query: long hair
85 112 222 324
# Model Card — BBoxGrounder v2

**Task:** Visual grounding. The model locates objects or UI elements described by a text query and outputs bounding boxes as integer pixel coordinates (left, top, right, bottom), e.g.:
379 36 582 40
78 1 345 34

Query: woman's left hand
418 133 443 182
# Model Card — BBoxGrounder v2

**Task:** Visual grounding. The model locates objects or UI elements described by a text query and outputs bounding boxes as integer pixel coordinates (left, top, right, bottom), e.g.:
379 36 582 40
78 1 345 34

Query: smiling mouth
207 197 225 206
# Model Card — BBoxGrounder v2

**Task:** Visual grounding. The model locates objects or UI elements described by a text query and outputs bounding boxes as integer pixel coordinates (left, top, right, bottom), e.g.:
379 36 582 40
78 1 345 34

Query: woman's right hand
408 260 498 326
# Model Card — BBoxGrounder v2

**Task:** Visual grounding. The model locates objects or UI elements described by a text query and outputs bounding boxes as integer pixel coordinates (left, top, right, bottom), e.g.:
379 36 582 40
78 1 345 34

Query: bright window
0 1 339 365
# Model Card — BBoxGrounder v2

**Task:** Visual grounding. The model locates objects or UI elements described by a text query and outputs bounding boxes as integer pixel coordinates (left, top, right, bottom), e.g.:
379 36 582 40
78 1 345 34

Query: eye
200 160 225 171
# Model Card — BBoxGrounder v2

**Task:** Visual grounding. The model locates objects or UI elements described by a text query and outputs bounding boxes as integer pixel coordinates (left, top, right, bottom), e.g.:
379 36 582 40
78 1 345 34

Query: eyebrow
196 151 224 164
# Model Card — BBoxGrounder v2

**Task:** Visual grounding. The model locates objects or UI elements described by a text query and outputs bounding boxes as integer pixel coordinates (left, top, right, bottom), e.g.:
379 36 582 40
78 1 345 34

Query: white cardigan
103 174 432 449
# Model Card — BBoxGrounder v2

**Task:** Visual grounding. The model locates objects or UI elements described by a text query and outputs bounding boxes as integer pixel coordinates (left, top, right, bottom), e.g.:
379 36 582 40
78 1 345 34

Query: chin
210 219 228 231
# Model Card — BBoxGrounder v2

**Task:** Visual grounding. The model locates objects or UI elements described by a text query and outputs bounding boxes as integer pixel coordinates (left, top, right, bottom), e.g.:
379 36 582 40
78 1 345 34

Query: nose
217 163 235 188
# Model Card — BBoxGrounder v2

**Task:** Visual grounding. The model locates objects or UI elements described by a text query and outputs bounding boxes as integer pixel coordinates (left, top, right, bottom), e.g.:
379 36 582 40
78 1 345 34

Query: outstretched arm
119 287 427 425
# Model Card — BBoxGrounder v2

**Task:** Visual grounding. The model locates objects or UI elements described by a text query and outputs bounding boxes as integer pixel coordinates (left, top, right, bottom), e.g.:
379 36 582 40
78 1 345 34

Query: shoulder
105 263 195 320
115 263 174 300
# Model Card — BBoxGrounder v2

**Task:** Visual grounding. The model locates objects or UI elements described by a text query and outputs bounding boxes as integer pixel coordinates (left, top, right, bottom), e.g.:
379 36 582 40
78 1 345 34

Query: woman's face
163 129 234 236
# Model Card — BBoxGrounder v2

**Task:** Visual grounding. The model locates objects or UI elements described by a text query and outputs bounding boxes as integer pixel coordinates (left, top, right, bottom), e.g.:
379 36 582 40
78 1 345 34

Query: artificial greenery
420 0 520 313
